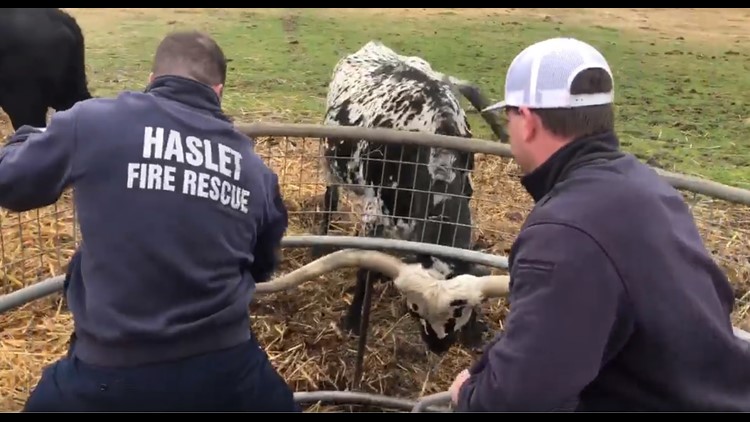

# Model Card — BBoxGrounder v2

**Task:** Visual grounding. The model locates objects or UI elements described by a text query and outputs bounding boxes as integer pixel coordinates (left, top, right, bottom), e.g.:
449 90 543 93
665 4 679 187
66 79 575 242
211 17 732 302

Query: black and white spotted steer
0 8 92 130
315 41 491 354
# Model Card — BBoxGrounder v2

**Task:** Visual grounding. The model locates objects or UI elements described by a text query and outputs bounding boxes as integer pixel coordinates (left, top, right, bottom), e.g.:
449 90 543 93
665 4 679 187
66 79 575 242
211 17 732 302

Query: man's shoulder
571 153 677 197
535 156 678 221
74 89 178 113
519 155 689 259
68 94 132 119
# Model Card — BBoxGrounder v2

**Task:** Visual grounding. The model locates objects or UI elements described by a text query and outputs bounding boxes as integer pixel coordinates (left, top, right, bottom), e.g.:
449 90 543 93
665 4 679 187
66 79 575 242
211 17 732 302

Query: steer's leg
339 220 388 332
1 87 49 130
340 267 379 335
311 184 339 259
458 308 490 351
348 265 380 387
340 223 385 387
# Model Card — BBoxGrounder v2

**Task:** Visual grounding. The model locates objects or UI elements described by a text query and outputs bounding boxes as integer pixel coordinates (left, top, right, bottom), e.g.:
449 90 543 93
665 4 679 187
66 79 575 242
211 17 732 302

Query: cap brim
481 100 506 113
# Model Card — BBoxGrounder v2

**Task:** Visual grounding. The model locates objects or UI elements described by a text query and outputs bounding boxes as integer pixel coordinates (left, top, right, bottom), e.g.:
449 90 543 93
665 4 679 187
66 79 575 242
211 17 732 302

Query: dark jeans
23 337 300 412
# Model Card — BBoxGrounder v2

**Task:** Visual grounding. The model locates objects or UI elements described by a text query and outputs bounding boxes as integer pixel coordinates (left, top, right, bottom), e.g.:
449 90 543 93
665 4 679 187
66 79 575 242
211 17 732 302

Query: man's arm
250 171 288 284
0 107 80 212
456 222 633 412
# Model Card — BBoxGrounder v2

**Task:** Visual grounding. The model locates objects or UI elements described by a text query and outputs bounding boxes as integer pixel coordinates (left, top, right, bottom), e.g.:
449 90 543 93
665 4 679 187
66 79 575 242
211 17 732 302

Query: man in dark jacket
0 30 299 412
449 37 750 412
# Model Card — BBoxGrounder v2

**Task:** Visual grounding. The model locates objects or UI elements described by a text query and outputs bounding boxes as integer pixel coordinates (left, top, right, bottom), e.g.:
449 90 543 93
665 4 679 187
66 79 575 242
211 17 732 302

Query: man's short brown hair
151 30 227 86
530 68 615 139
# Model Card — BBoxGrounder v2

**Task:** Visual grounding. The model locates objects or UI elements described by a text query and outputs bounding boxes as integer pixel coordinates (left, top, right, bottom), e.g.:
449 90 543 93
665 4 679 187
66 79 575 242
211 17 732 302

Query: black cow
0 8 92 130
317 41 491 354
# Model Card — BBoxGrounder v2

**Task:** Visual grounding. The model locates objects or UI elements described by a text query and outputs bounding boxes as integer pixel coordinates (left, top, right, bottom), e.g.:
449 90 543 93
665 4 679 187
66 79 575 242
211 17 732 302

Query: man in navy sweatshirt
0 30 299 412
448 37 750 411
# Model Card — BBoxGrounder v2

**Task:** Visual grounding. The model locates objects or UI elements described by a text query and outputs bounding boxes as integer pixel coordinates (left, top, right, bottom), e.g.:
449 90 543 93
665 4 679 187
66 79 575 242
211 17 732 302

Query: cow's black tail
56 9 92 107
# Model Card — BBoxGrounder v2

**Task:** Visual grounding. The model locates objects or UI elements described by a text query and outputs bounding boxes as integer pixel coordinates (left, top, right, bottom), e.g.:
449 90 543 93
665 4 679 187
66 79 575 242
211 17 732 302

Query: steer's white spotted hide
323 41 474 249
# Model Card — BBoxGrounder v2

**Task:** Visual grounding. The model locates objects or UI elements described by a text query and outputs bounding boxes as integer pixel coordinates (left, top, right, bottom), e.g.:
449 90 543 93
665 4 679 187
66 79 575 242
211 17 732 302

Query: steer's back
324 41 469 134
323 41 473 187
0 9 79 75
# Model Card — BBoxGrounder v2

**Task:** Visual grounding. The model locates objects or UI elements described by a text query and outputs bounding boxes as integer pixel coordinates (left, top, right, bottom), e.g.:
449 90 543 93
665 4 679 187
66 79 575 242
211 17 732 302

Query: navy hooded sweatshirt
0 75 288 367
456 132 750 412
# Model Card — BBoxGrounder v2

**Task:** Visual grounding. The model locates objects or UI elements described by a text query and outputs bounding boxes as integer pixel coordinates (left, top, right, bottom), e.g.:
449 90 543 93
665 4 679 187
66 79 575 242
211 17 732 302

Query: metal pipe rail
2 233 749 333
237 122 750 206
282 235 509 268
1 233 749 338
0 275 64 314
293 390 451 412
410 391 453 413
0 235 508 314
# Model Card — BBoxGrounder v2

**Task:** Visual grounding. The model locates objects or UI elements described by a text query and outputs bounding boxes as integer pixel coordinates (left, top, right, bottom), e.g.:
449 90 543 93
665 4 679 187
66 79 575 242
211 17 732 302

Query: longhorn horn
441 74 510 143
430 273 510 306
477 275 511 299
255 249 407 294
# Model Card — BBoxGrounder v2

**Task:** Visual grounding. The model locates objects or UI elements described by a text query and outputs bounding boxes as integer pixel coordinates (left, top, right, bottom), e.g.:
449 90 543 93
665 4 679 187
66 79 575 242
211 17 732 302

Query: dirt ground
62 8 750 46
317 8 750 41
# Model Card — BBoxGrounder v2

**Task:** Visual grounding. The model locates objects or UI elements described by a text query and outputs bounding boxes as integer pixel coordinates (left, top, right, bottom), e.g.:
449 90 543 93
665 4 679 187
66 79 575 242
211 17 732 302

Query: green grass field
60 8 750 189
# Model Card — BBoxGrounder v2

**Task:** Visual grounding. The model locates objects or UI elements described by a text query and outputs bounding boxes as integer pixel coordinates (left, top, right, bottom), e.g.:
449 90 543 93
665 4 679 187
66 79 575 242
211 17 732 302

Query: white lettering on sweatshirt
126 126 250 214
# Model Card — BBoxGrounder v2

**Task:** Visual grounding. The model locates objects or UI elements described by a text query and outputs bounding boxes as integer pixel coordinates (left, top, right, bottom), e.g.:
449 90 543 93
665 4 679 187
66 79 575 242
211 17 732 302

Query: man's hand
4 126 44 147
449 369 471 405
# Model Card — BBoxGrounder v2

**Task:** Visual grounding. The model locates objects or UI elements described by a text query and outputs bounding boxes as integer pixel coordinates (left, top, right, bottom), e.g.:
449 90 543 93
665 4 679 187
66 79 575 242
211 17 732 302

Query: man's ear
147 72 155 85
212 83 224 100
518 106 539 143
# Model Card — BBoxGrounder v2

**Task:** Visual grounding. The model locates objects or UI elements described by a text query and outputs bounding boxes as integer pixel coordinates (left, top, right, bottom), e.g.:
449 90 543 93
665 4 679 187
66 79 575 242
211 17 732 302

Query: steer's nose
420 329 458 355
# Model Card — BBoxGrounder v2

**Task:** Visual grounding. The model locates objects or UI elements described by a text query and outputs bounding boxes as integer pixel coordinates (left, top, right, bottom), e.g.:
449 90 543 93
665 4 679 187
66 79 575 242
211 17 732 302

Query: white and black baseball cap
484 37 614 112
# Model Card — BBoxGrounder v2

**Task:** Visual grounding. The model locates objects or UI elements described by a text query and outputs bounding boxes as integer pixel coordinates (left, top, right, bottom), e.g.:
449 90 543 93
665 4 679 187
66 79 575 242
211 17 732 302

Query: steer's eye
406 302 421 319
452 307 463 318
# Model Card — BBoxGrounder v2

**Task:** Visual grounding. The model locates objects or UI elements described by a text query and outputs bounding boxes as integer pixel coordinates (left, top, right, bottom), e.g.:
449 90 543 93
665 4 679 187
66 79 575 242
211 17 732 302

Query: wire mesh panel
252 133 529 257
0 190 79 410
0 195 79 294
681 192 750 330
248 133 529 402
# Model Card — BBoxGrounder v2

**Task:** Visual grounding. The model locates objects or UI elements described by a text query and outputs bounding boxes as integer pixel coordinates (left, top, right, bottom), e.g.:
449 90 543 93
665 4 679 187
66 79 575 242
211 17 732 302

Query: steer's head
394 265 505 354
255 249 510 354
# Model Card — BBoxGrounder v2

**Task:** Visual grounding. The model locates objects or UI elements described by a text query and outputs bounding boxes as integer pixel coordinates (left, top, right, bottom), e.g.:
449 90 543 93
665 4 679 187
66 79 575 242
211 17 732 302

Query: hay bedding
0 130 748 412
